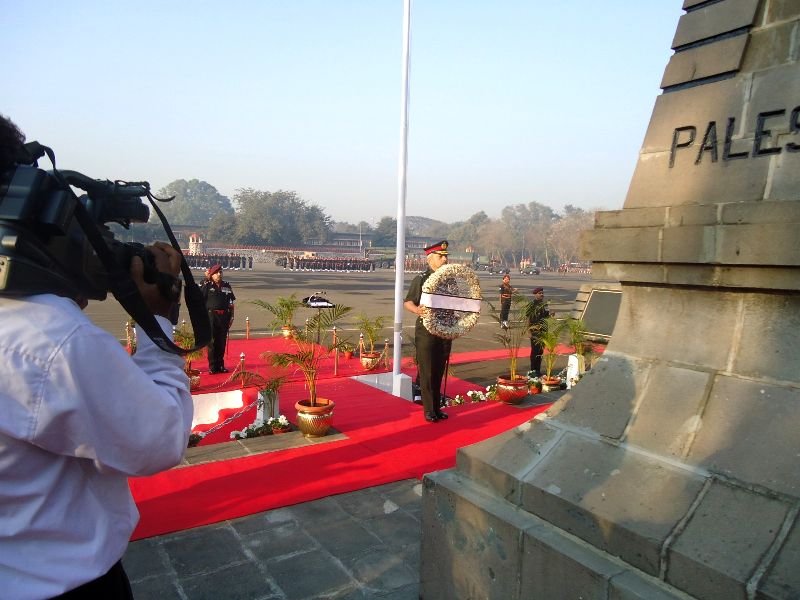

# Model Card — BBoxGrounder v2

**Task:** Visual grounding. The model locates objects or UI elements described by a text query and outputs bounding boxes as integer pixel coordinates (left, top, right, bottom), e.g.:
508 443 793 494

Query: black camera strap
72 198 211 355
40 146 211 356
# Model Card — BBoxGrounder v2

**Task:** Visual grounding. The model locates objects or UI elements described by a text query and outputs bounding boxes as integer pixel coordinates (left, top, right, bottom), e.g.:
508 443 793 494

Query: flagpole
392 0 412 396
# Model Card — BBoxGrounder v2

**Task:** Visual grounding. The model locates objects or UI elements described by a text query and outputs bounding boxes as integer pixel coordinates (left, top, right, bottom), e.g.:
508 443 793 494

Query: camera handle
38 147 211 356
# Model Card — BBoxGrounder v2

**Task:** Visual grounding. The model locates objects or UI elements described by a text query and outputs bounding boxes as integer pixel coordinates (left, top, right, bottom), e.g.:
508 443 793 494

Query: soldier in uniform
498 273 515 329
404 240 452 423
526 287 551 375
200 264 236 373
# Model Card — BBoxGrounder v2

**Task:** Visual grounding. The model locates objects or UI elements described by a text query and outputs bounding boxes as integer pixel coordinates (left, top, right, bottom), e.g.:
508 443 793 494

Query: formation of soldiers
187 253 254 271
283 256 375 272
404 257 428 273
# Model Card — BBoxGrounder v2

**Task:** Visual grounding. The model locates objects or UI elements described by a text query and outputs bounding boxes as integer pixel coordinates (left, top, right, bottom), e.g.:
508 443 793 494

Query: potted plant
252 294 303 337
230 413 293 439
355 313 387 370
263 303 353 437
527 373 542 395
266 415 292 434
564 316 590 376
488 294 535 404
340 338 355 360
535 316 567 391
256 375 286 423
173 324 205 390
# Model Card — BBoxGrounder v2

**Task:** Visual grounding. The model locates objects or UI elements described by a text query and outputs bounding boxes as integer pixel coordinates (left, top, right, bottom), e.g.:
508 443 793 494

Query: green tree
447 211 489 250
155 179 233 226
206 212 237 242
548 209 594 267
372 216 397 247
233 188 331 246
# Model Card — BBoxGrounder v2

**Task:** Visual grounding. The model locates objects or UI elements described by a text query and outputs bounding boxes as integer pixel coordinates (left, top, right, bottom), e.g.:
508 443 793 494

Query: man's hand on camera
131 241 182 318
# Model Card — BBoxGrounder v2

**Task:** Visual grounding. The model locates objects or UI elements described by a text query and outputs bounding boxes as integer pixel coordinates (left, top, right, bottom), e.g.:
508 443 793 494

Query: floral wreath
421 264 482 339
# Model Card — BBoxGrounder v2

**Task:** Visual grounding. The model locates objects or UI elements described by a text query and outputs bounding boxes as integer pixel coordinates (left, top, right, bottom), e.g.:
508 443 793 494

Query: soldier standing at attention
404 241 452 423
499 273 515 329
527 286 551 375
200 264 235 373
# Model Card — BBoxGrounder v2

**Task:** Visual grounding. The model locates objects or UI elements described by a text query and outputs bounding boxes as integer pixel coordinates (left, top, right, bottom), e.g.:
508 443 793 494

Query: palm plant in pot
251 293 303 337
173 324 205 390
262 303 352 437
255 375 286 423
535 316 567 391
340 338 355 360
565 316 590 376
489 294 535 404
355 313 387 370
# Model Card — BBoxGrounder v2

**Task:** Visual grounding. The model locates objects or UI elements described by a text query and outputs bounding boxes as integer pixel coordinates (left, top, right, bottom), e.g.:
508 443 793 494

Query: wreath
420 264 482 339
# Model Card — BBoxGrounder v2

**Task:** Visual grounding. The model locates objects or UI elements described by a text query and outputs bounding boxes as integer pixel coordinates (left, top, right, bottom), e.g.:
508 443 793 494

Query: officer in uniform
527 286 551 375
200 263 236 373
404 240 452 423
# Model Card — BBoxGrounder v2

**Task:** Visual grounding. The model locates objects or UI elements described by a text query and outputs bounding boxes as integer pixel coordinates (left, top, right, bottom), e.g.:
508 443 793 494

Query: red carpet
129 367 550 540
187 336 570 446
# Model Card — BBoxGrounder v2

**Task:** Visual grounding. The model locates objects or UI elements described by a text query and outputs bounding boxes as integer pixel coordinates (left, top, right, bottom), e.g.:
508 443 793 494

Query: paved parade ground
86 259 599 365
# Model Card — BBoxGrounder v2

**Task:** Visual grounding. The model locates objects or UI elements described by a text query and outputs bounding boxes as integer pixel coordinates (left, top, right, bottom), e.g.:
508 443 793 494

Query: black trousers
500 299 511 322
208 310 230 371
415 323 452 414
530 338 543 374
52 560 133 599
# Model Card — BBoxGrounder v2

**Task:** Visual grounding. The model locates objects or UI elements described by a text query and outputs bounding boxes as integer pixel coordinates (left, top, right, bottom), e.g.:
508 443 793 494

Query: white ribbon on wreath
420 264 483 339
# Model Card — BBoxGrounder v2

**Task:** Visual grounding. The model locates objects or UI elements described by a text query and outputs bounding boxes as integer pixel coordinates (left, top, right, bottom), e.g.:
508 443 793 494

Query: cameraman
0 115 193 599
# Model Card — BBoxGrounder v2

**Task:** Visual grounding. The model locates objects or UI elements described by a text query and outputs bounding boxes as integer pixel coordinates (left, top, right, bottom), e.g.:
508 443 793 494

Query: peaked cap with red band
424 240 449 255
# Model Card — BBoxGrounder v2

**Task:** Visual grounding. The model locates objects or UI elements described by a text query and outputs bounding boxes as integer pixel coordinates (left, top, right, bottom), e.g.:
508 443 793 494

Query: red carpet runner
129 341 552 539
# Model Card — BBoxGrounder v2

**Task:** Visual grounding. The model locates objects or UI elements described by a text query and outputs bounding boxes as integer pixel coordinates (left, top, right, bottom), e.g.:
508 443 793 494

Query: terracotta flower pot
495 375 529 404
343 350 353 360
541 375 561 392
295 397 335 437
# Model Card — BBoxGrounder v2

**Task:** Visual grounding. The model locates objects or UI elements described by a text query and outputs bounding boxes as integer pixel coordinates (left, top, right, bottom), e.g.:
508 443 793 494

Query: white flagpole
392 0 412 396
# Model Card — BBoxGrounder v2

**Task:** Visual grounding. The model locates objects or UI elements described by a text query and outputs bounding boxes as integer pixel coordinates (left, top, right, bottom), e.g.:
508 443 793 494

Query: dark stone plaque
581 289 621 340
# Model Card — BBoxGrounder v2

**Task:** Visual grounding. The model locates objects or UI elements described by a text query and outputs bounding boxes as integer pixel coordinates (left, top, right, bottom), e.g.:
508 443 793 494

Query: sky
3 1 681 226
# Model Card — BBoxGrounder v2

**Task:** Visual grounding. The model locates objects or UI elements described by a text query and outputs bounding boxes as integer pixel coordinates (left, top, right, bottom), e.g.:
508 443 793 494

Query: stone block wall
420 1 800 598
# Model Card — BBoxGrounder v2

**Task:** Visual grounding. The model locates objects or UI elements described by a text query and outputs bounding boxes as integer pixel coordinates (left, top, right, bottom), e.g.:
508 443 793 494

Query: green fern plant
263 304 353 406
488 293 535 380
251 294 303 333
355 313 387 355
535 316 567 380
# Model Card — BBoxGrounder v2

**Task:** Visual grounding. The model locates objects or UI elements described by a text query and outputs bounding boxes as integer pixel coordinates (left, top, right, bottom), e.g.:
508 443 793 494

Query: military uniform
499 277 513 327
404 241 452 422
200 264 236 373
527 287 549 375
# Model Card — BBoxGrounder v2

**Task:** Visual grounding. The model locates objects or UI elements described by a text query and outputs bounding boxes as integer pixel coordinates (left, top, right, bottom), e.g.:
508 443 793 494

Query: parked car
520 266 540 275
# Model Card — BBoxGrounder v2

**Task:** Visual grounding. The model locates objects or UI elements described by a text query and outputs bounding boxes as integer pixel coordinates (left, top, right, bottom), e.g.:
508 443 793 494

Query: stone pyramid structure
420 1 800 598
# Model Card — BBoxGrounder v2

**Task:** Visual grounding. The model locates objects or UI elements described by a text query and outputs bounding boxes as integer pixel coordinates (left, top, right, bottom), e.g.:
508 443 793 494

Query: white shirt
0 294 193 599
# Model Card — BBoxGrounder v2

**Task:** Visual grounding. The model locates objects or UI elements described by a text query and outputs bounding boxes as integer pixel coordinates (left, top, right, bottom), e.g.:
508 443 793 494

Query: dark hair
0 114 25 172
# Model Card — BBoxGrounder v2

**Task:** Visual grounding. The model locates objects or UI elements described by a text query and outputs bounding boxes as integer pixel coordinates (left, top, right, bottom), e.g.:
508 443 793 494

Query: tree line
128 178 597 268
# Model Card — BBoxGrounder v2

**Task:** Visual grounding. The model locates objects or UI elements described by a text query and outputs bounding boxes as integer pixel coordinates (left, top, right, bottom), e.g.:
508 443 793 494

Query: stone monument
420 1 799 598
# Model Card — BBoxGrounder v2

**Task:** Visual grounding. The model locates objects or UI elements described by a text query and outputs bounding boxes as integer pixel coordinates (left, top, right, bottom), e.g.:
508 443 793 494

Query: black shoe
424 412 439 423
209 369 219 374
435 410 448 420
219 367 229 373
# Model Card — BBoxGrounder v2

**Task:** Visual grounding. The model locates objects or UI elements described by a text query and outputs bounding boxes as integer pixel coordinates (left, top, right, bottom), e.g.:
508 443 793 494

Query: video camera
0 141 210 355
